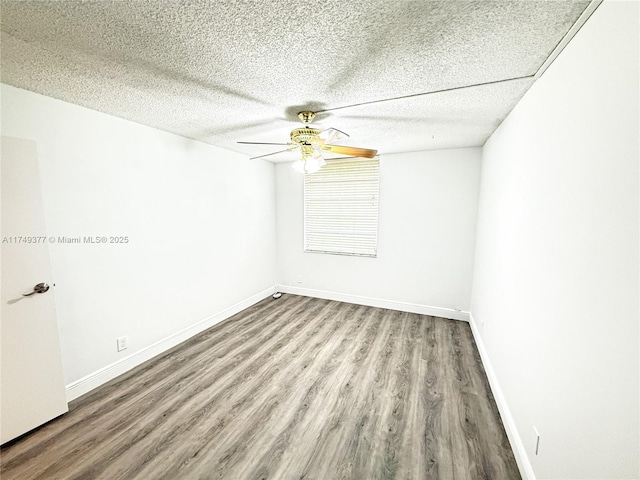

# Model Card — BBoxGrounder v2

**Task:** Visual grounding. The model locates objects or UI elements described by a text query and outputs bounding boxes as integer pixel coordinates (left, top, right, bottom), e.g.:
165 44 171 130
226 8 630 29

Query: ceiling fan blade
238 141 290 145
315 75 533 114
319 127 349 144
250 147 297 160
319 144 378 158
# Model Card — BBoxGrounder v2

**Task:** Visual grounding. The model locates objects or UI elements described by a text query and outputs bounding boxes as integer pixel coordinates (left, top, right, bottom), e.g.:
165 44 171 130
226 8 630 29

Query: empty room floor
1 294 520 479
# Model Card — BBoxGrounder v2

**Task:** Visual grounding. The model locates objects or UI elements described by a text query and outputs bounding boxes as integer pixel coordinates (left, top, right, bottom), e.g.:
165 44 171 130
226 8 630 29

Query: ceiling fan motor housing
290 127 321 145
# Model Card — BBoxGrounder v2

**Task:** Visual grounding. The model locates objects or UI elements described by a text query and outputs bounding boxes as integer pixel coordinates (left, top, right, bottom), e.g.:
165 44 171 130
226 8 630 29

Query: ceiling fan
238 111 378 174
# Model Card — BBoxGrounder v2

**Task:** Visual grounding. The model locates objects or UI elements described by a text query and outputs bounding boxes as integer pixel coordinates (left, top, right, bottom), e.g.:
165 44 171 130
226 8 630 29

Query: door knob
22 283 50 296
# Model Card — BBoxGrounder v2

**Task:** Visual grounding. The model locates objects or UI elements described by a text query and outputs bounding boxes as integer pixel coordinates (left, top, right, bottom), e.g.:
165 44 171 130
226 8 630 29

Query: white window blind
304 157 380 257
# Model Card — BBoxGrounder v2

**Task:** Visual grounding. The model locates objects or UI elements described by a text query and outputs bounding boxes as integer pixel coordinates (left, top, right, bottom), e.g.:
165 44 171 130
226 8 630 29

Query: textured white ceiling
1 0 592 161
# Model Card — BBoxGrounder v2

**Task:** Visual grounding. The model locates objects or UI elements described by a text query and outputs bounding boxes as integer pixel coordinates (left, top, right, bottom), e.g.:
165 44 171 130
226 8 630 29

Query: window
304 157 380 257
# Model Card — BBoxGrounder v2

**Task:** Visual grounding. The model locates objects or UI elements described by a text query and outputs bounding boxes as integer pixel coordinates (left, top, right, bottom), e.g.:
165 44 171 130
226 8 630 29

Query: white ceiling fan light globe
311 146 326 167
304 157 322 174
291 159 306 173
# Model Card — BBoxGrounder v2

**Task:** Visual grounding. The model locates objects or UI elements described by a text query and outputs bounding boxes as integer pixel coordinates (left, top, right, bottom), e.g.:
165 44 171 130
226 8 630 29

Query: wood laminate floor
1 294 520 480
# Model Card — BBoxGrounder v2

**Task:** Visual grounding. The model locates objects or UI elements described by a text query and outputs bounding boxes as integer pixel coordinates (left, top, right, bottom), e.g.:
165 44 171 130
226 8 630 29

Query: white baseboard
468 312 536 480
65 285 277 402
277 285 469 322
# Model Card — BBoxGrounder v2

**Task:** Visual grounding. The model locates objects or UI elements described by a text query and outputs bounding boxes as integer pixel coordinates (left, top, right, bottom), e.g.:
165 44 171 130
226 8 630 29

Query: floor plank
1 294 520 480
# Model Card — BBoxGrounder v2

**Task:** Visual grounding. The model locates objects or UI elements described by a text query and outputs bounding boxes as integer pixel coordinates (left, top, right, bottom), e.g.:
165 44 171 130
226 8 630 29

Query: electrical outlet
296 275 303 284
117 336 128 352
533 426 540 455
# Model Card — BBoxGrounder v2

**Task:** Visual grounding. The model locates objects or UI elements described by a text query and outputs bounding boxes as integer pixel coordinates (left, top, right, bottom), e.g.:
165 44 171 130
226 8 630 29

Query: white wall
1 84 277 390
470 1 639 479
276 148 481 317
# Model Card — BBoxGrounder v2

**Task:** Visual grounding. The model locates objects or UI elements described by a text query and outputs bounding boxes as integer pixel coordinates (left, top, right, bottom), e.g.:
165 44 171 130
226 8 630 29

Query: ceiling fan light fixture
292 145 326 174
304 157 322 174
311 145 326 165
292 159 306 173
291 157 321 174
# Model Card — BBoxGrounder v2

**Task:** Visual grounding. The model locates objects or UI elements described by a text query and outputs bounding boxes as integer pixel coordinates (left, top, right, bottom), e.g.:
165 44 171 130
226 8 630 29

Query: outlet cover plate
117 336 128 352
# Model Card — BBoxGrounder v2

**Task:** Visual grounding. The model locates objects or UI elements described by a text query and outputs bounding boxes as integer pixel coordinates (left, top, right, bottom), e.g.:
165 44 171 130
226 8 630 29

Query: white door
1 136 68 445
